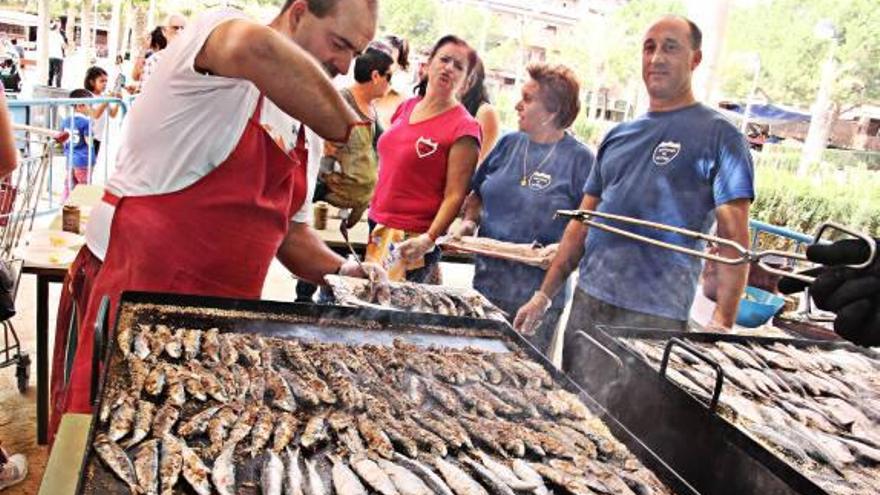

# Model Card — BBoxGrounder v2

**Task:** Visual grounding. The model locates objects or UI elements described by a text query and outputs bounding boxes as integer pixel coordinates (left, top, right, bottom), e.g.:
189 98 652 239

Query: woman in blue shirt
456 63 595 353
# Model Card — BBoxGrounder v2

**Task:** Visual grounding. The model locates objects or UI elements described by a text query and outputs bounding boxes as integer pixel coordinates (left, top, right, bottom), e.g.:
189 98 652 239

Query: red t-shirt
370 97 482 232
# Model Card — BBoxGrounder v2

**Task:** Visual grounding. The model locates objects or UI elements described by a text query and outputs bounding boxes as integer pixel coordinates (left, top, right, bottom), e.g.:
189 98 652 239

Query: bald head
650 15 701 50
642 16 702 111
163 13 187 42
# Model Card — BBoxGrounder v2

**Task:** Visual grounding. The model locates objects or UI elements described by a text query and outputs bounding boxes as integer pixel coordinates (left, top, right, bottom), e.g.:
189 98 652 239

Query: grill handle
659 338 725 413
90 296 111 406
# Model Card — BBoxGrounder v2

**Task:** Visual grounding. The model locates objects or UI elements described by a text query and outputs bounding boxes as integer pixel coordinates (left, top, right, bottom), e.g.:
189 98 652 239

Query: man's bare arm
538 194 600 299
277 222 346 284
195 19 359 142
710 198 751 327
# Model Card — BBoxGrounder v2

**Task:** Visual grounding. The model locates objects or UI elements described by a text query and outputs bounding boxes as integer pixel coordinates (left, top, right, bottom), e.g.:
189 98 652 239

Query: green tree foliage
379 0 440 51
721 0 880 109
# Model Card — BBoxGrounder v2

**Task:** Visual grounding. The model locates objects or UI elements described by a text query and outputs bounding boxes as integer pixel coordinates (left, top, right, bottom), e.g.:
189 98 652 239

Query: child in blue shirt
60 89 95 198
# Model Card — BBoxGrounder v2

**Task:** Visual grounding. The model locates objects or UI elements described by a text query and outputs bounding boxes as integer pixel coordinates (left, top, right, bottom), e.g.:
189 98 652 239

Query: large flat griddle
75 291 699 495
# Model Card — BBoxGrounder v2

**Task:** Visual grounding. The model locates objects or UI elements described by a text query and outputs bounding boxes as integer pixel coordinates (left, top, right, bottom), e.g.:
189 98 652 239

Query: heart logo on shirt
415 136 439 159
652 141 681 166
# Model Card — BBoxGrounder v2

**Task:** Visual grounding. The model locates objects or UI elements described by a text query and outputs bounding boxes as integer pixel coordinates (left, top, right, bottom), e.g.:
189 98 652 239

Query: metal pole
739 55 760 135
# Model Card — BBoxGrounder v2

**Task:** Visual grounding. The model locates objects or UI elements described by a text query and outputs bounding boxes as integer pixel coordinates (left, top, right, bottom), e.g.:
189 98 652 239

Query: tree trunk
132 5 148 61
799 53 837 175
65 4 76 50
122 1 135 58
108 0 125 63
36 0 50 84
81 0 95 62
853 113 871 151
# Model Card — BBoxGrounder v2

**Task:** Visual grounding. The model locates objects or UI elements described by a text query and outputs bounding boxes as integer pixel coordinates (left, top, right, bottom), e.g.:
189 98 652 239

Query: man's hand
779 238 880 346
451 219 477 240
338 259 391 303
513 291 552 335
396 234 435 263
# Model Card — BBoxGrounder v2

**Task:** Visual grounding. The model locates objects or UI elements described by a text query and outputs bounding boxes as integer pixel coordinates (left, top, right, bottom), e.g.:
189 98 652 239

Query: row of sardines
620 338 880 495
89 323 676 495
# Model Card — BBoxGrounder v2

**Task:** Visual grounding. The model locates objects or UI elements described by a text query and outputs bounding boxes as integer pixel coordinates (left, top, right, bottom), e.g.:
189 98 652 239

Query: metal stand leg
36 274 48 445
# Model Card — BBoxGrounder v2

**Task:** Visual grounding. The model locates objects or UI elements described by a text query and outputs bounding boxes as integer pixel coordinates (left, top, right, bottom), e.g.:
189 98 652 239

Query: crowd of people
0 3 873 489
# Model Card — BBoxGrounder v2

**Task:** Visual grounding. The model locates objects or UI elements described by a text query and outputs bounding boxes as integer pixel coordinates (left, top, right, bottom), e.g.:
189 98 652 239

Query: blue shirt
472 132 595 309
579 103 754 321
60 113 93 169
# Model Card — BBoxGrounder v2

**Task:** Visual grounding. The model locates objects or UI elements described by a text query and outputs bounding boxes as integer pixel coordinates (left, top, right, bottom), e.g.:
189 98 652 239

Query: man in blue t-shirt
514 16 754 372
59 88 95 198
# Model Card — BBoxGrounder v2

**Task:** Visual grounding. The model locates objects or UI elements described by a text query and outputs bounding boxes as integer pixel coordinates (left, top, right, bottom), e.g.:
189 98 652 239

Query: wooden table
38 413 90 495
23 185 101 445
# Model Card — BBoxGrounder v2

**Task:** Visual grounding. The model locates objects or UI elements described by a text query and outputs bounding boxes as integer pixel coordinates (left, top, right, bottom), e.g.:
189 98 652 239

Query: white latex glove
537 243 559 258
451 219 478 240
513 290 552 335
396 233 435 263
338 258 391 303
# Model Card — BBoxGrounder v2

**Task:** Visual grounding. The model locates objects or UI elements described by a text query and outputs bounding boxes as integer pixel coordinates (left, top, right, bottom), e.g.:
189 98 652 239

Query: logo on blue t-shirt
652 141 681 166
527 171 552 191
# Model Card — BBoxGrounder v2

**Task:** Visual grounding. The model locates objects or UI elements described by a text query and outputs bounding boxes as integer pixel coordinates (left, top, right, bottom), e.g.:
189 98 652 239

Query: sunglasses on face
168 25 185 31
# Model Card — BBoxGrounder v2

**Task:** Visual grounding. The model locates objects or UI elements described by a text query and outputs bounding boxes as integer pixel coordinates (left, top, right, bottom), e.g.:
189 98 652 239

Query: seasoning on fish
108 395 137 442
460 455 516 495
473 450 541 490
182 328 201 360
93 433 141 494
271 412 299 453
201 328 221 364
300 413 329 450
249 405 275 457
262 449 285 495
177 405 220 438
151 404 179 439
206 405 241 457
164 327 184 359
133 439 159 495
177 436 212 495
211 442 237 495
357 414 395 459
351 455 400 495
122 400 156 448
265 368 297 412
133 325 152 361
433 456 490 495
144 364 166 397
159 435 183 495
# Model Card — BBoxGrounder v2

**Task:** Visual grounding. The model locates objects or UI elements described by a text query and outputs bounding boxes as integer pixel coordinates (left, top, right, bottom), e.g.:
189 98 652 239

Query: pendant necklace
521 137 559 186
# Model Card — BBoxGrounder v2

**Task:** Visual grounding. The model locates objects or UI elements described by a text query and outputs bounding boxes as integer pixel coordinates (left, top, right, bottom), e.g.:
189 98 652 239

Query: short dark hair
527 63 581 129
684 17 702 50
149 26 167 51
282 0 376 18
416 35 477 97
460 56 489 117
84 66 108 93
384 35 410 71
69 88 92 99
353 47 394 84
10 39 16 45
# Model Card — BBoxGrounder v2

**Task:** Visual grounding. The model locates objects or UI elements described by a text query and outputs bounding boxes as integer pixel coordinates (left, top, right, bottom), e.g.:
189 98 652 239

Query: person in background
455 63 593 353
9 39 23 62
514 16 754 371
131 27 166 88
47 20 66 87
366 35 481 282
0 91 25 492
84 66 120 158
459 56 500 162
374 34 410 129
295 42 394 302
59 89 96 199
140 13 188 89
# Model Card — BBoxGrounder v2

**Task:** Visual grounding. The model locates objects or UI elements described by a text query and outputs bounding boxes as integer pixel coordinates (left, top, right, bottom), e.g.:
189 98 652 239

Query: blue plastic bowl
736 286 785 328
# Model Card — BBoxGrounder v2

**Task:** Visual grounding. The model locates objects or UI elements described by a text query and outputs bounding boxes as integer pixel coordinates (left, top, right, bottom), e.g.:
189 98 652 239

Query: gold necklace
521 137 559 186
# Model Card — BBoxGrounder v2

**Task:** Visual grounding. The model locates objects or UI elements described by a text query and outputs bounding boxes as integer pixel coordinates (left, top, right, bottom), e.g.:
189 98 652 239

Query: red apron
58 95 308 419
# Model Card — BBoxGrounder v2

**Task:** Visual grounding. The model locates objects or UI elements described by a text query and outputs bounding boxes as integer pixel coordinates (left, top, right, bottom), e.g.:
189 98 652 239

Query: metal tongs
555 209 877 284
338 209 382 300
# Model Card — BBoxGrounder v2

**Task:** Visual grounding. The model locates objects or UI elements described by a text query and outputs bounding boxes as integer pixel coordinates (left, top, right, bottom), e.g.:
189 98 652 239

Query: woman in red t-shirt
367 35 482 282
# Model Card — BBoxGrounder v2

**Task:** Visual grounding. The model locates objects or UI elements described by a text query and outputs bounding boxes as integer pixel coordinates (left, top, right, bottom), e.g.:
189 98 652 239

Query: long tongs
555 209 877 284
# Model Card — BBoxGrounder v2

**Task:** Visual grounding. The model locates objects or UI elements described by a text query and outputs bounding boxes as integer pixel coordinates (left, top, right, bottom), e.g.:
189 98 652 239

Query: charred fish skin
108 395 137 442
262 449 285 495
122 400 156 448
300 412 329 450
330 454 368 495
472 450 541 491
176 436 213 495
351 455 401 495
211 442 237 495
357 414 395 459
392 453 454 495
151 404 179 439
271 411 299 453
133 439 159 495
159 435 183 495
249 406 276 457
206 405 241 458
201 327 221 364
177 405 220 438
460 456 516 495
182 328 201 360
127 357 149 397
93 433 141 494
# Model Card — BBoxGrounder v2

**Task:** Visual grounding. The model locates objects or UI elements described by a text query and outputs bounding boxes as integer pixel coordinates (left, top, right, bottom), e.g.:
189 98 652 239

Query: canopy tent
718 102 811 125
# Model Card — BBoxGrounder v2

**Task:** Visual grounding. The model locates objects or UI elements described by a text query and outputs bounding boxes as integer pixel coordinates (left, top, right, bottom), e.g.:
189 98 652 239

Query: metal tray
568 325 879 495
76 291 700 495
